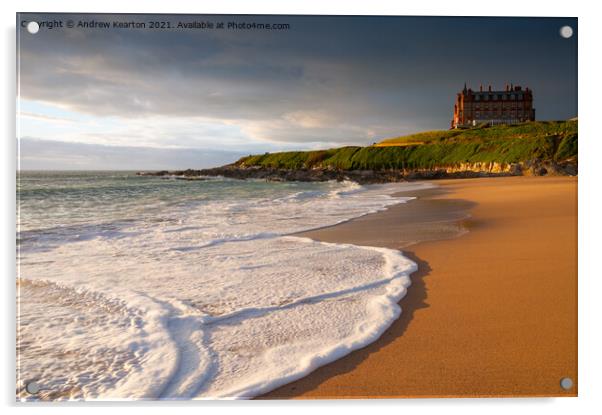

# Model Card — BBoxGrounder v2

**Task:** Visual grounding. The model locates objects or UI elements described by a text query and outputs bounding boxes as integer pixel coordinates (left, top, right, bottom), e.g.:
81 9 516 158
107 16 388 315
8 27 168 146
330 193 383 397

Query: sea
16 171 433 400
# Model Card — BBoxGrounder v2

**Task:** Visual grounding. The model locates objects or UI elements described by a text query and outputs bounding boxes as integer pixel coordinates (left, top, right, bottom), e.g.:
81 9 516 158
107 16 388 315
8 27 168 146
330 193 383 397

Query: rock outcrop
136 159 577 185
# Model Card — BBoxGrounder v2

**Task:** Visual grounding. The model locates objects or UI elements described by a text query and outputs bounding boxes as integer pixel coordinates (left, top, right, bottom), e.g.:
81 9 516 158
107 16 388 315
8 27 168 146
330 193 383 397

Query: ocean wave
17 177 434 400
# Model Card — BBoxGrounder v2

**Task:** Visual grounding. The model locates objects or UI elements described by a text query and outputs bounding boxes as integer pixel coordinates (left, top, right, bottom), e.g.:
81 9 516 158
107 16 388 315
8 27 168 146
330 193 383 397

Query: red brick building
451 83 535 129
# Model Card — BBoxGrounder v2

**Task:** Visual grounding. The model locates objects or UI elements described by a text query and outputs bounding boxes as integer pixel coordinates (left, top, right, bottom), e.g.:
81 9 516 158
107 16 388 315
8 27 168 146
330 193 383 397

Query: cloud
18 137 249 170
283 111 335 129
17 14 456 147
18 13 577 154
20 111 76 123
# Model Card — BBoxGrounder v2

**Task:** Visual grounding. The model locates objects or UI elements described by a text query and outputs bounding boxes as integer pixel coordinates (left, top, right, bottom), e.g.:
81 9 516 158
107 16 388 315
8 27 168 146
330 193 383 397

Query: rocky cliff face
439 160 577 177
137 159 577 184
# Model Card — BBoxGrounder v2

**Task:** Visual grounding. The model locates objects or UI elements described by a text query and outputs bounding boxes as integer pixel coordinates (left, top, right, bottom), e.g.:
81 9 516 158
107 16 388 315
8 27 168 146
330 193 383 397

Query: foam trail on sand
17 173 434 400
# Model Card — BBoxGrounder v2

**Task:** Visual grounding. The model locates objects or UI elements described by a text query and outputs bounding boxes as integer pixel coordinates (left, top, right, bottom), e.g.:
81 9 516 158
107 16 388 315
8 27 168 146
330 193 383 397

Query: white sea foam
17 178 434 400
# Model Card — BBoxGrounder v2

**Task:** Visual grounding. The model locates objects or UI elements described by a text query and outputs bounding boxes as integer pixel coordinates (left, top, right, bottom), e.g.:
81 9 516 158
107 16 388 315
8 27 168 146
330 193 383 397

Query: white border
2 1 601 414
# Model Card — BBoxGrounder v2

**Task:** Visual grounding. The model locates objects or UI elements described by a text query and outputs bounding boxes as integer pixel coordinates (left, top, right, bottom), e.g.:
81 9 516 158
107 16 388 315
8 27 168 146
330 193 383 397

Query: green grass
235 120 577 171
377 120 577 146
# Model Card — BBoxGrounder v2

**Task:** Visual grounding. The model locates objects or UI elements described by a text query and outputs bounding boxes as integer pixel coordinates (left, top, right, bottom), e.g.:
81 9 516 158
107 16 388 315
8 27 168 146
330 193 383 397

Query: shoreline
261 175 577 399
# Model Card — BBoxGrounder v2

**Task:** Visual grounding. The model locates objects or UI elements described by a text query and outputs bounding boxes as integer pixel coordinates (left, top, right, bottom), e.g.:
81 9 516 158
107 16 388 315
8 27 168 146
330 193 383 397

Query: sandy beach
262 176 577 398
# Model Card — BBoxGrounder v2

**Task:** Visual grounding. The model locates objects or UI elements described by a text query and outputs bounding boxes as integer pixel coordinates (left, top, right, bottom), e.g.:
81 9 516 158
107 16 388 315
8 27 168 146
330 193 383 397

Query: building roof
464 90 531 95
460 84 531 96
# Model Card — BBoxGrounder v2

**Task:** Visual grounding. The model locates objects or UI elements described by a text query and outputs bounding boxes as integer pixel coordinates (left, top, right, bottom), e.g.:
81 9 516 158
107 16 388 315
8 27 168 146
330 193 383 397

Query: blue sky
18 14 577 170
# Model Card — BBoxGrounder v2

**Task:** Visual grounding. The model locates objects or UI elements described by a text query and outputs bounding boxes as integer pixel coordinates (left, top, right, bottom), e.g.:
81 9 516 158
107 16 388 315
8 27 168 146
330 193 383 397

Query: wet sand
262 176 577 398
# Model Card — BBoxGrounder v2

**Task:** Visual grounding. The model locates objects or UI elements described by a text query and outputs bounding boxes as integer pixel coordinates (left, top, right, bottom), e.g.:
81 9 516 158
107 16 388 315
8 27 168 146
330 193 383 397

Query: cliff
138 120 577 184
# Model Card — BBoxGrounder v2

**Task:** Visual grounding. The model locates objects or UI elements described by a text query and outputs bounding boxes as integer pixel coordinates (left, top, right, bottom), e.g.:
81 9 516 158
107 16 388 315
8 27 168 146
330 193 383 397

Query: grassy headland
140 120 577 183
235 121 577 171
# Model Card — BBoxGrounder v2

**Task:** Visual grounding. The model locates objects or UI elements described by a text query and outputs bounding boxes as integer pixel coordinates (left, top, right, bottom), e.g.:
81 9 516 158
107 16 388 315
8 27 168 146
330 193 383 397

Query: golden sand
262 176 577 398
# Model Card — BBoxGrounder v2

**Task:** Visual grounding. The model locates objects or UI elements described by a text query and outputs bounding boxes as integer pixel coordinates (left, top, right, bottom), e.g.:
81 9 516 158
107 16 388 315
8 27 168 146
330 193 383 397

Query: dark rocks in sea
136 160 577 185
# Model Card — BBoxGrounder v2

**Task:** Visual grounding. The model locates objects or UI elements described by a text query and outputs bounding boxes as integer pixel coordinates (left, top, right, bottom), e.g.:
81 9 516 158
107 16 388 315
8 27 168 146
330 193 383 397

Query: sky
17 14 578 170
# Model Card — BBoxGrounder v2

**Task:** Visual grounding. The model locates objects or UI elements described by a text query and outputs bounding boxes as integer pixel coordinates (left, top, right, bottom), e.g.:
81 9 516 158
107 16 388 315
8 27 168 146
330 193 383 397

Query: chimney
488 85 492 92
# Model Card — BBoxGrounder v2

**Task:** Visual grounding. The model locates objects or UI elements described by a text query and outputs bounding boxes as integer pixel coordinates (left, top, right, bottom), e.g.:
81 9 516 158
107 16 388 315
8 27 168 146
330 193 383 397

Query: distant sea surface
17 171 431 400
